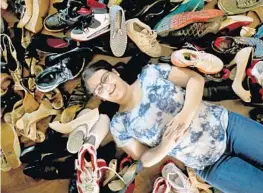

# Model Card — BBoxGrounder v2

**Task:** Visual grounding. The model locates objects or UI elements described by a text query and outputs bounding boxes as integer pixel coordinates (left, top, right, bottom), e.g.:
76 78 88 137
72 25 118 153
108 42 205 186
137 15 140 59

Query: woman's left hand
166 112 193 141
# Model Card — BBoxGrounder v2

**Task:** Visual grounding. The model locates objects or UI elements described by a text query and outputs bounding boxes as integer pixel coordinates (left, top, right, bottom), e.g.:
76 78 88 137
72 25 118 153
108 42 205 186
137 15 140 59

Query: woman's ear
112 68 120 77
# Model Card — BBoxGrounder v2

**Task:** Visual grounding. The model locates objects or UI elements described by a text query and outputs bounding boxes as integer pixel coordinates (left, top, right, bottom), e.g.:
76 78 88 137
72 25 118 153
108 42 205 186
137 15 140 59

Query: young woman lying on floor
82 60 263 193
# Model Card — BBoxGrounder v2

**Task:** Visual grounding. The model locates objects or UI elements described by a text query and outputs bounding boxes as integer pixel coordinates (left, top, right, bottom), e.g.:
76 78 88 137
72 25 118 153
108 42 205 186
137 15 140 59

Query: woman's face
86 69 128 103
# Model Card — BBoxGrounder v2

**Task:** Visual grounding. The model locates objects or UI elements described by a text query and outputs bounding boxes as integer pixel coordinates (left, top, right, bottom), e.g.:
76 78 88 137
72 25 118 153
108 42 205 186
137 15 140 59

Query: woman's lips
109 84 116 95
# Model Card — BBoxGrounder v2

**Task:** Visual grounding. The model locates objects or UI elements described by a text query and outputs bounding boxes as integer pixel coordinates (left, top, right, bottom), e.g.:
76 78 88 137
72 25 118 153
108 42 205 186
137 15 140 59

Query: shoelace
181 42 214 70
140 30 158 47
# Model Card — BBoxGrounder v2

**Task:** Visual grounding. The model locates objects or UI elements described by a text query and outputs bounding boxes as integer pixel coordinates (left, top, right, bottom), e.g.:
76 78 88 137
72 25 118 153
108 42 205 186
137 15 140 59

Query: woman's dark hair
81 60 115 94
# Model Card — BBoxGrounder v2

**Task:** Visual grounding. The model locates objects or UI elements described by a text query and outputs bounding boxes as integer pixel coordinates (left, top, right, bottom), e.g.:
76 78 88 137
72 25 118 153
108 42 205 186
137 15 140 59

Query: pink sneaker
76 141 106 193
152 177 171 193
161 163 198 193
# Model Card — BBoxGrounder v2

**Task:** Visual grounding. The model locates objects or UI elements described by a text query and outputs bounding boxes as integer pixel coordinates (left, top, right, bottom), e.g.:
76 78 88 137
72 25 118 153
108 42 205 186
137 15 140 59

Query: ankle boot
203 80 239 101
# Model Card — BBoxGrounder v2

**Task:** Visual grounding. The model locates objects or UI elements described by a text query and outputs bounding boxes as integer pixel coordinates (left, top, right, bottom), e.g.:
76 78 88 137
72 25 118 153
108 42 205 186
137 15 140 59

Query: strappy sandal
16 100 60 141
103 159 118 186
0 34 24 91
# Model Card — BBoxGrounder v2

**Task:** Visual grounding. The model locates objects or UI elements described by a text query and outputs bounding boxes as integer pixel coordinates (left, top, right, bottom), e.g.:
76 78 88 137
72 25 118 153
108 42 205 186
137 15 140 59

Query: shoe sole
219 15 253 31
1 123 21 169
67 130 85 154
157 9 224 36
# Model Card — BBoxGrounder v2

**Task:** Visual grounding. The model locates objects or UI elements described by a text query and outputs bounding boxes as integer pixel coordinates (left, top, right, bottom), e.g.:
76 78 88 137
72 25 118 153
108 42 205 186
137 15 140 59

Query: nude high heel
49 108 99 134
231 47 253 102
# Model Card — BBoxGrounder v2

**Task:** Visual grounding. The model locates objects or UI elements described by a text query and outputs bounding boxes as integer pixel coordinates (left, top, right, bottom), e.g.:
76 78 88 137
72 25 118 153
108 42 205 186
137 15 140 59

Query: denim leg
226 112 263 168
197 154 263 193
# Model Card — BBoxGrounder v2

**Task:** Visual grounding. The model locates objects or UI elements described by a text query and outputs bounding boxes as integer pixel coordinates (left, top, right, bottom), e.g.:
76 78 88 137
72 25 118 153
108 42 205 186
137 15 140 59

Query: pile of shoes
1 0 263 192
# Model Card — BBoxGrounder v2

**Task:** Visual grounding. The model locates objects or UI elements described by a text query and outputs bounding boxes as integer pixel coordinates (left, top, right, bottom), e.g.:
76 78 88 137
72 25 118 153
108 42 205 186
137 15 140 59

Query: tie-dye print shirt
110 64 228 170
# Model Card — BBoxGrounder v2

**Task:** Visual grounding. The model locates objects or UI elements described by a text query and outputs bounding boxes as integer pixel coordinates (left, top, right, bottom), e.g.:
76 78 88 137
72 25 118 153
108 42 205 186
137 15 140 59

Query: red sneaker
86 0 106 9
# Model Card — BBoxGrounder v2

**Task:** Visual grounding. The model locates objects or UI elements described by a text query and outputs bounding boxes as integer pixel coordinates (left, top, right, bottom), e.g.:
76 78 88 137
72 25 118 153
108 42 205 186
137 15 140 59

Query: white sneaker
152 177 171 193
71 12 110 41
126 18 162 57
171 49 224 74
162 163 198 193
251 61 263 87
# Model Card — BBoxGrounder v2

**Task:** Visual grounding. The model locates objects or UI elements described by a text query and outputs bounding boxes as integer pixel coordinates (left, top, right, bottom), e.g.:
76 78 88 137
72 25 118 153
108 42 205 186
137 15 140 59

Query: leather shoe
23 156 75 179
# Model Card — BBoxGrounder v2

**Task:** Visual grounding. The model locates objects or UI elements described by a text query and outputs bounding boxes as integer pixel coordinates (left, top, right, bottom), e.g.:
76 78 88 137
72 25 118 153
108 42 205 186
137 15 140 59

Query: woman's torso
110 64 228 170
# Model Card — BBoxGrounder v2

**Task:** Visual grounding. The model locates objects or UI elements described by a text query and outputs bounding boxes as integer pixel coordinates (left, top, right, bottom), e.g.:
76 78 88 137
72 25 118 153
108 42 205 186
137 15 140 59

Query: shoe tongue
141 29 151 35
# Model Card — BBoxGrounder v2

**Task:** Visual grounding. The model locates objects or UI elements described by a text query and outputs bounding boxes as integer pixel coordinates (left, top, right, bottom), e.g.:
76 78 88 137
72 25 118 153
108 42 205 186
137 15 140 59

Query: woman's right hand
161 125 182 150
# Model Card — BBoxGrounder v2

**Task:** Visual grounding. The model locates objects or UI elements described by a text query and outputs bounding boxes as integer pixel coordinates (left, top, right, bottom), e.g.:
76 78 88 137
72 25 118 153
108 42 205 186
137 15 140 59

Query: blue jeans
197 112 263 193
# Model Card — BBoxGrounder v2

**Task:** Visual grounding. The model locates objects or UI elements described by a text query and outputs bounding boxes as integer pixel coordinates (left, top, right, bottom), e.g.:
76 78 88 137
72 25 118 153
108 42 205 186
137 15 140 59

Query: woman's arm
168 66 205 121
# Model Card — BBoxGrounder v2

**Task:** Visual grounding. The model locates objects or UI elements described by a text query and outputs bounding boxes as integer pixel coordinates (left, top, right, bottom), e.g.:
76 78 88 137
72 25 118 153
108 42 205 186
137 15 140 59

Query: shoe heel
25 0 50 33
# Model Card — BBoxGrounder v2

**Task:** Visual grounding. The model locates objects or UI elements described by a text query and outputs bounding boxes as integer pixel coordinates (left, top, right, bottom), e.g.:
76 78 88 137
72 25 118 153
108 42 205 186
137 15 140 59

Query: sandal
16 100 60 141
0 73 13 96
103 159 118 186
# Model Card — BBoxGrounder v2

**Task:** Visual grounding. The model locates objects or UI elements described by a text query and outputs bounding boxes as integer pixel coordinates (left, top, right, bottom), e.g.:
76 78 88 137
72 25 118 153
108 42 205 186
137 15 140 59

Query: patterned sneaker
71 10 110 41
126 18 162 57
154 9 224 37
169 16 223 38
44 6 91 32
212 36 263 59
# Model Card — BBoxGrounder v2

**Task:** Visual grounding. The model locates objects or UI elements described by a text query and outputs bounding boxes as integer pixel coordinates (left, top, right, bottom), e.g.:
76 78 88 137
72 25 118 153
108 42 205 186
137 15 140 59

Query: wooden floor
2 100 252 193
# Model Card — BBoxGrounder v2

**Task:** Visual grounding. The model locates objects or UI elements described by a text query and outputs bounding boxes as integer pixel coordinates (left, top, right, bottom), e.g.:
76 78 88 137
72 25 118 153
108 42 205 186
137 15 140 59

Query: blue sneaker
255 24 263 39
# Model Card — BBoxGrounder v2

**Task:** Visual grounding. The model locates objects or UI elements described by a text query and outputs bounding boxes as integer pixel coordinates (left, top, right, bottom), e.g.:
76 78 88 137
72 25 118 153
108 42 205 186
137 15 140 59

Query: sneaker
251 61 263 87
152 177 171 193
155 9 224 37
35 51 86 92
126 18 162 57
109 5 127 57
171 49 224 74
212 36 263 59
169 16 223 38
76 141 106 193
44 6 91 32
87 0 106 9
161 162 198 193
71 9 110 41
249 107 263 124
218 0 263 15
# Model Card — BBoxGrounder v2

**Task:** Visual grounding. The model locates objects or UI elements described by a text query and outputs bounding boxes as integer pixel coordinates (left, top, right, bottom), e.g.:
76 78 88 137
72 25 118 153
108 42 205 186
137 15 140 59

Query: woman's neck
119 81 141 112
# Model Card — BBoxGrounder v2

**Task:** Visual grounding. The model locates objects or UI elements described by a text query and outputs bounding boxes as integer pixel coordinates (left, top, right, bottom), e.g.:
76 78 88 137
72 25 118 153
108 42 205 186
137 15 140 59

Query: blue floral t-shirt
110 64 228 170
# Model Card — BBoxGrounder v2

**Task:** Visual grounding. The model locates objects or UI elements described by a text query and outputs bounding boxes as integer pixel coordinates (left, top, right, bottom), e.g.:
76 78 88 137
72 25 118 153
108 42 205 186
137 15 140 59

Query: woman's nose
103 83 114 92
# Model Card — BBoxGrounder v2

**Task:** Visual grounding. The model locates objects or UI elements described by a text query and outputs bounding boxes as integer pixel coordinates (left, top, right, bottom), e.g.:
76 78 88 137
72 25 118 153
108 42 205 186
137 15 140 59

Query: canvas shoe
171 49 224 74
212 36 263 59
126 18 162 57
162 162 198 193
71 10 110 42
109 5 127 57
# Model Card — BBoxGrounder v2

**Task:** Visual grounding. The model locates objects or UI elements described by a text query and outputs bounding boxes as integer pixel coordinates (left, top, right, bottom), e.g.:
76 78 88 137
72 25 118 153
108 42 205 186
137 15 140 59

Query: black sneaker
44 5 92 32
249 108 263 124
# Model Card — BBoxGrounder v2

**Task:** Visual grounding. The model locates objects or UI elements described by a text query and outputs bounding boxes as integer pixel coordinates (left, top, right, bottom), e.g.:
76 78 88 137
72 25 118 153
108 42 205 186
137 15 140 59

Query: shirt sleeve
153 64 172 79
110 116 133 147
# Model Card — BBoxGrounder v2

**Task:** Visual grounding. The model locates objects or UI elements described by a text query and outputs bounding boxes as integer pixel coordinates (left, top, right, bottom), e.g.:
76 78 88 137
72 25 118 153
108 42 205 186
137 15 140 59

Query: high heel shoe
231 47 253 102
49 108 99 134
